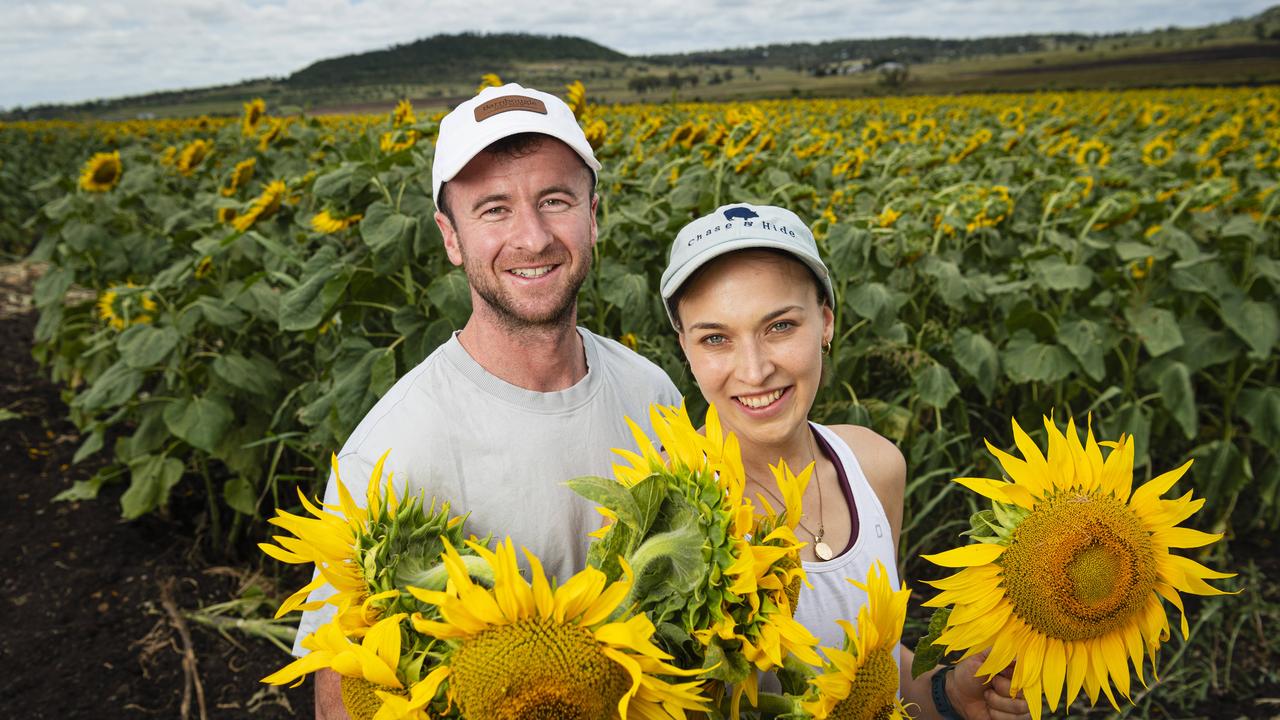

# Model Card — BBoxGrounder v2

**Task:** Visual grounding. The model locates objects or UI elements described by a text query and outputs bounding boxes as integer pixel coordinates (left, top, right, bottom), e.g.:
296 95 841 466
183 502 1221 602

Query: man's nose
508 206 555 254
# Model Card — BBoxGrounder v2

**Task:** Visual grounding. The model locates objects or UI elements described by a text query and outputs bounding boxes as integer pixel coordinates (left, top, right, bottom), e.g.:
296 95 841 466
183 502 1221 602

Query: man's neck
456 311 588 392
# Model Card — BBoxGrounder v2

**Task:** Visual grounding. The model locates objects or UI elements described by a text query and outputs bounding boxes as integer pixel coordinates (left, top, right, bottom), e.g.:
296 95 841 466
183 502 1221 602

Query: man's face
435 138 597 331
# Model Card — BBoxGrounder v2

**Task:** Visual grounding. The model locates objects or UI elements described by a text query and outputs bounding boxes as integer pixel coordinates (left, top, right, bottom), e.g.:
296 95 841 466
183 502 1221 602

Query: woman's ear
822 304 835 346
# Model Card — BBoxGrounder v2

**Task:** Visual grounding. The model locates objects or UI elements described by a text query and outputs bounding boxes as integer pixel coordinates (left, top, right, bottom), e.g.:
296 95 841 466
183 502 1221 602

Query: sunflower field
3 83 1278 716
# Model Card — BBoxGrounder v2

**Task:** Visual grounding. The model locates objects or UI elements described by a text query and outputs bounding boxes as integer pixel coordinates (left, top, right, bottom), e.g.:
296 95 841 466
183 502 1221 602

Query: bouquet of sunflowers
260 408 1233 720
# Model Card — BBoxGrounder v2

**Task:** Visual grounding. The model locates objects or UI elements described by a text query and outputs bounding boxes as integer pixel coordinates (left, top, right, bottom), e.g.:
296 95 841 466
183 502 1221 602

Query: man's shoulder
339 341 460 456
582 329 676 390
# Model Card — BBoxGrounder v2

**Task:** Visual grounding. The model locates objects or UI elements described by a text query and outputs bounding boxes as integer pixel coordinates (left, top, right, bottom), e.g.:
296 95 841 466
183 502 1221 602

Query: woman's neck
736 421 818 488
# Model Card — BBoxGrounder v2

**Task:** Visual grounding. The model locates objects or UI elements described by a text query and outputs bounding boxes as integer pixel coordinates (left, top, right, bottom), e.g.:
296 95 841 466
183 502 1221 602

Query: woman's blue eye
771 321 794 332
703 334 725 346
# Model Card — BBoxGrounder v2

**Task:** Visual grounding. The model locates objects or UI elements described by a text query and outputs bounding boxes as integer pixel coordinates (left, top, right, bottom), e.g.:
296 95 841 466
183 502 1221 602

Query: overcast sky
2 0 1274 109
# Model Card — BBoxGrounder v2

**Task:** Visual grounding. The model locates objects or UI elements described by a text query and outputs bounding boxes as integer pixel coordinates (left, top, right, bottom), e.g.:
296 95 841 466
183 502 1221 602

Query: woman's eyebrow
687 306 803 331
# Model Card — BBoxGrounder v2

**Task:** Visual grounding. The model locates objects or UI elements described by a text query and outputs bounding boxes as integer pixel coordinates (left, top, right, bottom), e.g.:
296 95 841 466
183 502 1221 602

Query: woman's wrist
931 664 962 720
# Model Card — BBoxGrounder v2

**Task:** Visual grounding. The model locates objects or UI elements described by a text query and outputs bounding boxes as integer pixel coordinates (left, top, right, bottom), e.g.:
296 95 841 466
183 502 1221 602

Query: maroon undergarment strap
812 426 858 554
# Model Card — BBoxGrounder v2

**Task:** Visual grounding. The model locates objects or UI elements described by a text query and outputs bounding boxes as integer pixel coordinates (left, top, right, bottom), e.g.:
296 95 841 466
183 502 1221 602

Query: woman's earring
822 340 832 355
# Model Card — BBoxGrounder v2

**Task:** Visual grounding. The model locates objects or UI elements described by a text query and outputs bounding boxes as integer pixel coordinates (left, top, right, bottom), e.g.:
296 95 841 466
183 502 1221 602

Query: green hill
287 32 626 87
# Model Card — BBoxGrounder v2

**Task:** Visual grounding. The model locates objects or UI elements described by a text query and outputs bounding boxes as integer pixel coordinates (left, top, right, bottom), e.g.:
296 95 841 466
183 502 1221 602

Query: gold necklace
750 428 834 561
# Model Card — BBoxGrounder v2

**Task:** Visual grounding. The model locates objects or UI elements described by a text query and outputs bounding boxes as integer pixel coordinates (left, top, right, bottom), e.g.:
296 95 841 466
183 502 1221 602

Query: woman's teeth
736 388 784 409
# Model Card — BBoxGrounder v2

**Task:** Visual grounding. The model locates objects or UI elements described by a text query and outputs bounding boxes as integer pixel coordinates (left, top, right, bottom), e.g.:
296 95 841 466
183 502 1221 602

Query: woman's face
676 250 833 449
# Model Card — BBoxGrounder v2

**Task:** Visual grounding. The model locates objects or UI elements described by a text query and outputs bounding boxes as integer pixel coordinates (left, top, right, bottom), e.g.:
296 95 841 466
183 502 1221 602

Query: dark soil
0 265 314 719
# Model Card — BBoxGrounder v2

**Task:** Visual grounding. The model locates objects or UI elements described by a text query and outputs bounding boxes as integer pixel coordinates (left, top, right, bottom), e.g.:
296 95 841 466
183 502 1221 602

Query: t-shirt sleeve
290 451 376 656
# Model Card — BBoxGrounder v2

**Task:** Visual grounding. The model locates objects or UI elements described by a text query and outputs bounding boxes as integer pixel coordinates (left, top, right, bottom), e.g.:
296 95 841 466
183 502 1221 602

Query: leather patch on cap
473 95 548 122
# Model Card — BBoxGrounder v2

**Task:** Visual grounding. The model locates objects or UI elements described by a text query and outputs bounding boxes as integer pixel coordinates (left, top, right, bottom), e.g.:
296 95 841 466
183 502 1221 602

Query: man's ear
589 193 600 248
435 211 463 267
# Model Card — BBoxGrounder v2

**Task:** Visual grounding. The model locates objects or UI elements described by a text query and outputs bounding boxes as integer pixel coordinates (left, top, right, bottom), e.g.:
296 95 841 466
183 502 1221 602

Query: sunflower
585 119 608 150
565 80 587 120
878 206 902 228
79 150 122 192
592 403 819 713
242 98 266 136
232 180 287 232
194 255 214 280
801 562 912 720
262 449 479 631
476 72 503 94
380 129 418 154
1074 139 1110 168
922 415 1233 720
409 538 709 720
392 99 415 128
217 206 238 225
96 281 157 330
176 139 212 176
220 157 257 197
311 210 364 234
1142 135 1175 167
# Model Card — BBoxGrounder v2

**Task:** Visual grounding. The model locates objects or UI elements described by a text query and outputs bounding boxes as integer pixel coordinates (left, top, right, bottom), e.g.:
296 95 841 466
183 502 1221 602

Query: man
295 83 681 718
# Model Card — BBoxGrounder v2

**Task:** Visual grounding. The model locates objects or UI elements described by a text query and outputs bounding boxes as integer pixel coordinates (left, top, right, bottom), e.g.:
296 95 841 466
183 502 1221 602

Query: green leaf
211 353 282 397
32 267 72 308
845 282 898 325
360 200 418 252
1123 306 1184 357
911 607 953 678
72 428 104 464
1238 388 1280 450
599 266 650 318
163 396 234 454
1002 337 1076 384
951 329 999 399
1220 214 1264 244
627 523 706 606
1219 297 1278 360
914 363 960 409
1156 362 1198 440
370 350 396 397
1031 256 1093 292
120 454 185 519
312 162 373 202
0 408 20 423
191 296 247 327
117 325 181 368
426 269 471 327
279 268 348 332
1058 319 1108 382
54 468 115 503
223 476 257 516
565 476 645 531
74 360 144 411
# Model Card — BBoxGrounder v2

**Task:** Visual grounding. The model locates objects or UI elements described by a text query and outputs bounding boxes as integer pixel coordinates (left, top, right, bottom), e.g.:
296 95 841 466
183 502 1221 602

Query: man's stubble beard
458 242 593 333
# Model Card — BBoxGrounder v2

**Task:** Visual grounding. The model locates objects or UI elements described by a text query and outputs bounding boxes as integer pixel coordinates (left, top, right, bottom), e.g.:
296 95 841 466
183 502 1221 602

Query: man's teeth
510 266 553 278
737 389 784 409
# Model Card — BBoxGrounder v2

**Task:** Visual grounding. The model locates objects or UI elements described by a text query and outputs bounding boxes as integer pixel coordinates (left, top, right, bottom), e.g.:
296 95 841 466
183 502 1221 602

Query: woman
660 203 1030 720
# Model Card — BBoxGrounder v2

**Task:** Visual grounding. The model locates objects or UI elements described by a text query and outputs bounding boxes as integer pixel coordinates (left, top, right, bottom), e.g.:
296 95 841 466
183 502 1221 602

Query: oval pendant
814 541 834 561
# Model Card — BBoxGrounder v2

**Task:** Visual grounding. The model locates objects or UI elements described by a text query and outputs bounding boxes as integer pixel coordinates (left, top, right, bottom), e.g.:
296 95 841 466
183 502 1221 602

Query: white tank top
794 423 902 668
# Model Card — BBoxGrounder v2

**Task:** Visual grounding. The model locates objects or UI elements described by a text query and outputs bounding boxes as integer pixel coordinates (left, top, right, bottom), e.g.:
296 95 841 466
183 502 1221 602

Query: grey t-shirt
292 328 680 654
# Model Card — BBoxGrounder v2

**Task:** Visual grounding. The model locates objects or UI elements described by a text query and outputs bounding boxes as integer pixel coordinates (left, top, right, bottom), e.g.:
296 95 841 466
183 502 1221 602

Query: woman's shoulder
822 423 906 491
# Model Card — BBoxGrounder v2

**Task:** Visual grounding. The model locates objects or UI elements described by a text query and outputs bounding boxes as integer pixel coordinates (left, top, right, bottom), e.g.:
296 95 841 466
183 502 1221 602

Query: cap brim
661 236 834 327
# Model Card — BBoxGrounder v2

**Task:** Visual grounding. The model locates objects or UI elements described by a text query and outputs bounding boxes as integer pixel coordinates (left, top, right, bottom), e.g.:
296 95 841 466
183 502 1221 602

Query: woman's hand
947 650 1032 720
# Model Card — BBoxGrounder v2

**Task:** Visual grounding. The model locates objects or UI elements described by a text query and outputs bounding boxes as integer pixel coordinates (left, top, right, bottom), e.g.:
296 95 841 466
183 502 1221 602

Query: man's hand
948 650 1032 720
315 669 351 720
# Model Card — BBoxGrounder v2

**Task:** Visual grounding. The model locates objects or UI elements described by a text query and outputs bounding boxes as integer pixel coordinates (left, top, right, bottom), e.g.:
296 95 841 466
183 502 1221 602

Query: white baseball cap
431 82 601 207
660 203 834 330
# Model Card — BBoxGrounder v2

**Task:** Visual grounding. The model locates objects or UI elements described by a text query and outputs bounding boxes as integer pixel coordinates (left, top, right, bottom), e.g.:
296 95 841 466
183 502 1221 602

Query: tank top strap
809 423 898 577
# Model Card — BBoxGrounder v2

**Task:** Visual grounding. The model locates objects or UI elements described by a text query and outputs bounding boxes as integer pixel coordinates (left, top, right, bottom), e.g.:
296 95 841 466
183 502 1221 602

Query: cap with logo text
660 203 834 329
431 82 601 207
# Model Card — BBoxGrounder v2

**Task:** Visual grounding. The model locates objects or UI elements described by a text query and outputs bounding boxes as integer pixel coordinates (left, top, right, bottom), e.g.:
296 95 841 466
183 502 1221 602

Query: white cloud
1 0 1274 109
